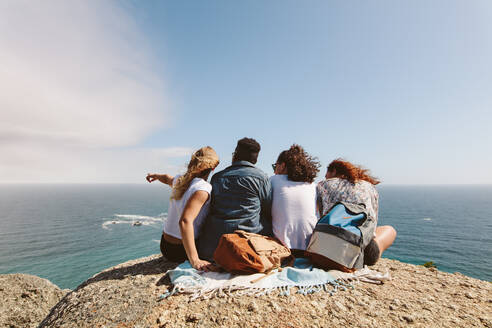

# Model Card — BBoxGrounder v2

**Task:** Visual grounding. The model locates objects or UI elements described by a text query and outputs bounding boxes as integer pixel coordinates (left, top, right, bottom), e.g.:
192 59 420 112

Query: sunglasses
272 163 278 171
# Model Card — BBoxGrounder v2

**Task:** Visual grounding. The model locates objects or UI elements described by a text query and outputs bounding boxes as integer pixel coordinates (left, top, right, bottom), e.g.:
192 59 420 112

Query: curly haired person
270 144 321 256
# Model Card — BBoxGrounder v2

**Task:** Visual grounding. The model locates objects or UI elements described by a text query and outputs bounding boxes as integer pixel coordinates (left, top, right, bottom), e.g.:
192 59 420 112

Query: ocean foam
102 213 167 230
114 214 166 222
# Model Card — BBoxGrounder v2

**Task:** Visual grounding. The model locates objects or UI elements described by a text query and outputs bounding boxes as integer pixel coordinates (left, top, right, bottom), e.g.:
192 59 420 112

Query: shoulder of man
218 162 265 176
246 166 270 185
220 164 270 188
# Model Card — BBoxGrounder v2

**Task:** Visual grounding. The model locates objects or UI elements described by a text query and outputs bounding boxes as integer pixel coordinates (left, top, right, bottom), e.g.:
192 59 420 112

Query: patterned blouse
316 178 379 224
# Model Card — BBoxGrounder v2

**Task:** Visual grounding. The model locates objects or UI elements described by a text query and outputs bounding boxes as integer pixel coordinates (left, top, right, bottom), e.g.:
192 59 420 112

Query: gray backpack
306 202 376 271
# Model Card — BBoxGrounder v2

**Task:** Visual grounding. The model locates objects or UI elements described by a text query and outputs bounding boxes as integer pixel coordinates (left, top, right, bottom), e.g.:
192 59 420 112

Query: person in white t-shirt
270 144 321 256
146 146 219 271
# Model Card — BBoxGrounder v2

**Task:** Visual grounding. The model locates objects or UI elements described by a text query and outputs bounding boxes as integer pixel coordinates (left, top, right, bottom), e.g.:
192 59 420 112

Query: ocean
0 184 490 289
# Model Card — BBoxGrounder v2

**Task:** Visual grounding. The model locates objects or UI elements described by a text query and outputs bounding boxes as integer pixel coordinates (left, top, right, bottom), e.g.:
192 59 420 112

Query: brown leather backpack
213 230 294 274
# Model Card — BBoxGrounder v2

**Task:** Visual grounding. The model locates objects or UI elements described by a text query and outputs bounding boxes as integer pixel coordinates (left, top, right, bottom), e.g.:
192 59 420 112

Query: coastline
2 254 490 328
2 184 491 287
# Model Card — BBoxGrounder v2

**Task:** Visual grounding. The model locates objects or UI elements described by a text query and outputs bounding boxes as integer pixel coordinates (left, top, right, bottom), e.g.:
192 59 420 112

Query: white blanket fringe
160 265 389 301
328 265 391 285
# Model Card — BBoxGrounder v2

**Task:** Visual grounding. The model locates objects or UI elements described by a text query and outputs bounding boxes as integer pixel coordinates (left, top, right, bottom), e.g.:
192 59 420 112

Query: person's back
198 138 272 260
317 177 378 221
270 145 320 252
316 159 396 266
271 174 317 250
209 162 271 224
164 176 212 239
146 146 220 271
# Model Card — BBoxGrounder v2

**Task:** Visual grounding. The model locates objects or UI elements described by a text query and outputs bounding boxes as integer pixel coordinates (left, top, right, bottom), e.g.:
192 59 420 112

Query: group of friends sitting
146 137 397 272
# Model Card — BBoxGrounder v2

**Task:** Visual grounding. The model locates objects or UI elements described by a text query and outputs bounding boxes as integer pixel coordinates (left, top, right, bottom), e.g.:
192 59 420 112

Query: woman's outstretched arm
146 173 174 186
179 190 214 271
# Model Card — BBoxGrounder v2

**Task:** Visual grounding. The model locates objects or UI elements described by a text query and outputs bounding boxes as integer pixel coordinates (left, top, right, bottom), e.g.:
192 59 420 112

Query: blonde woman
146 146 219 271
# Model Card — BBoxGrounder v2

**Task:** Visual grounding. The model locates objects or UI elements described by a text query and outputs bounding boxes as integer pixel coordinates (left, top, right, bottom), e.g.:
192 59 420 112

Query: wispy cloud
0 1 186 182
0 144 193 183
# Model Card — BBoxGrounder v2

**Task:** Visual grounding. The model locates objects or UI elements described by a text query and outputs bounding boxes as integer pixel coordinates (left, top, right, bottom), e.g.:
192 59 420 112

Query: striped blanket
160 258 390 300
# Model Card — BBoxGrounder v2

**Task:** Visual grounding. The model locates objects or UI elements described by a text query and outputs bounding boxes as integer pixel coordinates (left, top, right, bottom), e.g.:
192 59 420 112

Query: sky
1 0 491 184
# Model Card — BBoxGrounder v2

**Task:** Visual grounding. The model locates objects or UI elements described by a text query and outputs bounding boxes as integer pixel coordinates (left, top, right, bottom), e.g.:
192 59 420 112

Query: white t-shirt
163 176 212 239
270 174 319 250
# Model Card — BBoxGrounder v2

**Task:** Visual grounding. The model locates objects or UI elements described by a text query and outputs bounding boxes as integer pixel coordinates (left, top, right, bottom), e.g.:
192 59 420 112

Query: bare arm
179 190 213 271
146 173 174 186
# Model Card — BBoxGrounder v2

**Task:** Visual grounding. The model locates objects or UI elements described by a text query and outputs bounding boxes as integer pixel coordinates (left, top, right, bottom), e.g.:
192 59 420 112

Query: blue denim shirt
198 161 273 260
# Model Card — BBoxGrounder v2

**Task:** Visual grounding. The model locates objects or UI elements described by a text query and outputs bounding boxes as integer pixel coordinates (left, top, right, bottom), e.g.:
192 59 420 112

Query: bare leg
374 225 397 255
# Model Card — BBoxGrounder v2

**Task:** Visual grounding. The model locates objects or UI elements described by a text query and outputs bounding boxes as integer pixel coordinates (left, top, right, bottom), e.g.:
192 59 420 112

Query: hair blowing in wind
171 146 219 200
328 159 380 185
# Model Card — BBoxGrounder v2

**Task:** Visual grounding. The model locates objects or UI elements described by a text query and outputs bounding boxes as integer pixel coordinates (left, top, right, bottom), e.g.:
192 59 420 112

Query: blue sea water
0 184 490 289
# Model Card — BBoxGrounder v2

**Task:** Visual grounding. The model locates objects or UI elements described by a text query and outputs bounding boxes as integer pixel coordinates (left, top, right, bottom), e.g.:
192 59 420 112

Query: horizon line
1 182 491 186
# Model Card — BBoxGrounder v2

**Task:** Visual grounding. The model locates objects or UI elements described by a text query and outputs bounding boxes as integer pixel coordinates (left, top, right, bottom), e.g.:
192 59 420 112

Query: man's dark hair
234 137 261 164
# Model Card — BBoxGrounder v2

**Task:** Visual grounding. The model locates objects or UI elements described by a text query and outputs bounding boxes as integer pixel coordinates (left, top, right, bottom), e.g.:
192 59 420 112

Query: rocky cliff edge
2 255 491 328
31 255 492 328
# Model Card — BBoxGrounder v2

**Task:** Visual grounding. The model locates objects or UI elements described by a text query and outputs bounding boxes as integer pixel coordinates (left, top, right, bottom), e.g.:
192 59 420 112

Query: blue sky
1 1 491 183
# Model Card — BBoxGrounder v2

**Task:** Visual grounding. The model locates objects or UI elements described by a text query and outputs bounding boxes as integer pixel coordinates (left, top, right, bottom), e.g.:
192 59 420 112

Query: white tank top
163 176 212 239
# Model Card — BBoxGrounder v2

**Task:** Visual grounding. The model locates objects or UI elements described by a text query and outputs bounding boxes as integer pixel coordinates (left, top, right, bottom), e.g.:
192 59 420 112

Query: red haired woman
317 159 396 266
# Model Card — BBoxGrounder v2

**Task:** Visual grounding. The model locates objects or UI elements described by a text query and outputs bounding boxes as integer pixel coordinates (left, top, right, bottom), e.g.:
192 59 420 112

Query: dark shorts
291 249 307 258
364 238 380 266
160 234 187 263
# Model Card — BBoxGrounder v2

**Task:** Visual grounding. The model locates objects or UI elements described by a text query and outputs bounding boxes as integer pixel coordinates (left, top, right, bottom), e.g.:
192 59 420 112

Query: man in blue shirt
198 138 272 260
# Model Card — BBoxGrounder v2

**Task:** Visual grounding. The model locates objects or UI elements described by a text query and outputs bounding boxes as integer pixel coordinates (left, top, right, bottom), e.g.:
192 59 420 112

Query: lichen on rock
0 273 68 328
2 255 492 328
31 254 492 328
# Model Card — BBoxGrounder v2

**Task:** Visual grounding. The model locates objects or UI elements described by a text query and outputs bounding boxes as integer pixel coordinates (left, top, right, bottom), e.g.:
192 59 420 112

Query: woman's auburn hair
278 144 321 183
327 159 380 185
171 146 219 200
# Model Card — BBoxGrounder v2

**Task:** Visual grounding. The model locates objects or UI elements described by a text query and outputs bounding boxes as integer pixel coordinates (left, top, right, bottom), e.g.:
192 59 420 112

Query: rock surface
36 255 492 328
0 273 68 328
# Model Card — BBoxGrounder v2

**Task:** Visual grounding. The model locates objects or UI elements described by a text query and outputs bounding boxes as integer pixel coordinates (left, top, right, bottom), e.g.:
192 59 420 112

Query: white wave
102 219 132 230
102 212 167 230
152 239 160 243
423 218 432 221
114 214 164 222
